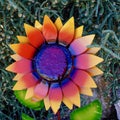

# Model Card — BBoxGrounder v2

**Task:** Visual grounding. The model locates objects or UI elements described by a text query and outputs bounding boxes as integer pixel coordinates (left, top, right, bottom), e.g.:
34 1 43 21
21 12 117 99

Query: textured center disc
33 44 72 82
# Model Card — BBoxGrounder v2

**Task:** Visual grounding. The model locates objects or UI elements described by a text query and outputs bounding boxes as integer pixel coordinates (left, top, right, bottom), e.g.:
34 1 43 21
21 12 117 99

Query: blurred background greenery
0 0 120 119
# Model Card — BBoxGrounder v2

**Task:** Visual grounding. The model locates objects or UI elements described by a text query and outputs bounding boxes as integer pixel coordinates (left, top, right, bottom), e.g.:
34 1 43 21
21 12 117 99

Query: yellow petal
74 26 84 39
25 86 35 99
86 47 101 54
17 36 29 43
24 23 35 35
54 17 63 31
34 20 42 31
10 54 23 61
44 95 50 110
86 66 103 76
63 97 73 109
13 73 25 81
75 54 104 69
50 100 61 114
13 80 26 90
80 87 93 96
58 17 74 45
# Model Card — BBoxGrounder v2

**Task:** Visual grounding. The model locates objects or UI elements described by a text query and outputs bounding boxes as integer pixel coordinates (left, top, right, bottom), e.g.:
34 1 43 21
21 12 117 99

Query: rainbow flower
6 15 103 114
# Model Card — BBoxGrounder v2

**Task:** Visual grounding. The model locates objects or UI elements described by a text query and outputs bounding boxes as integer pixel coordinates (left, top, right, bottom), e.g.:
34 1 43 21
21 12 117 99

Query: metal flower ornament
6 15 103 114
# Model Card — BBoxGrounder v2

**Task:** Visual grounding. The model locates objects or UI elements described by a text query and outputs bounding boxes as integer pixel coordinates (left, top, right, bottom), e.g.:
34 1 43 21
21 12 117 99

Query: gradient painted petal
42 15 57 42
34 81 48 99
9 44 36 59
63 97 73 110
74 26 84 39
74 54 104 69
49 83 62 114
6 59 32 73
86 67 103 76
80 87 93 96
35 20 42 31
24 23 44 48
54 17 63 31
69 35 95 55
61 79 80 107
25 86 35 99
17 36 29 43
58 17 74 45
70 69 97 88
13 73 38 90
11 54 23 61
44 95 50 110
13 73 25 81
86 47 101 54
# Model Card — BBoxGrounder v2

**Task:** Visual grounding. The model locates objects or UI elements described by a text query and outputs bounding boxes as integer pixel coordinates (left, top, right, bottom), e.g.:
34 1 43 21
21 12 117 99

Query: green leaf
70 100 102 120
22 113 34 120
14 90 44 110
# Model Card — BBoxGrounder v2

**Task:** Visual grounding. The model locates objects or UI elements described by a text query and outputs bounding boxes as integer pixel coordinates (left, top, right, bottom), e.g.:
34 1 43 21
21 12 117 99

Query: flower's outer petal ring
74 54 104 69
74 26 84 39
6 59 32 73
69 35 95 56
34 81 48 100
49 83 62 114
63 97 73 110
24 23 44 48
25 86 35 99
70 69 97 88
35 20 42 31
11 54 23 61
80 87 93 96
86 67 103 76
58 17 74 46
13 73 38 90
42 15 57 43
61 79 80 107
54 17 63 31
9 44 36 59
17 36 29 43
86 47 101 54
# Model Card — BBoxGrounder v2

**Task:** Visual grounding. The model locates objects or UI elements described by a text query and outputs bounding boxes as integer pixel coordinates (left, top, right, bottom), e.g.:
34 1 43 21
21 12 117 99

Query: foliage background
0 0 120 120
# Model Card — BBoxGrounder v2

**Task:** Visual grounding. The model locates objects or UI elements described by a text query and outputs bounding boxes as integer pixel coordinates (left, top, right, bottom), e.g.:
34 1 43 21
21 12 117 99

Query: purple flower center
33 44 72 82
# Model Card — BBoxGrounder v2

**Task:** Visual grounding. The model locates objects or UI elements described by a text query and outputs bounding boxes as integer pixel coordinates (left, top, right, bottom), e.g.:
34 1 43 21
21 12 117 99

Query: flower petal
13 73 25 81
34 81 48 100
49 83 62 114
9 44 36 59
70 69 97 88
25 86 35 99
24 23 44 48
69 35 95 55
63 97 73 110
6 59 32 73
58 17 74 45
34 20 42 31
54 17 63 31
86 67 103 76
44 95 50 110
42 15 57 42
74 54 103 69
17 36 29 43
13 73 38 90
86 47 101 54
61 79 80 107
11 54 23 61
74 26 84 39
80 87 93 96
